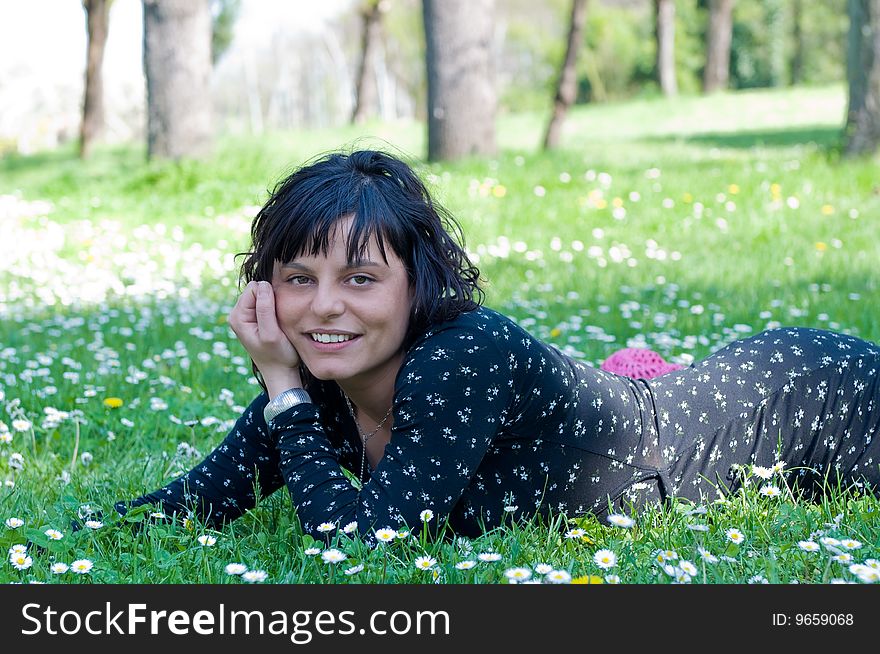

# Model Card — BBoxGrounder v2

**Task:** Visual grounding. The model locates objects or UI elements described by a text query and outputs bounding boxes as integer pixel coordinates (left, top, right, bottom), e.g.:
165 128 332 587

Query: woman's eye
350 275 372 286
288 276 311 285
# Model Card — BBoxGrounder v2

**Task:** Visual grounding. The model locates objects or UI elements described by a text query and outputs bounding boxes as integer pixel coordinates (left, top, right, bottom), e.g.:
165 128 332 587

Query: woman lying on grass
116 149 880 542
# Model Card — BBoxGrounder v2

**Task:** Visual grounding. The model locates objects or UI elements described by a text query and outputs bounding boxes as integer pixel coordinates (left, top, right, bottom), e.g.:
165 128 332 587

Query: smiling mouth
309 333 358 344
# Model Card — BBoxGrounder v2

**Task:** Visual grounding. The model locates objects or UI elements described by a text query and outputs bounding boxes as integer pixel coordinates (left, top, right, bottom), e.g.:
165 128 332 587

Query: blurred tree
655 0 678 96
352 0 389 124
143 0 213 159
210 0 241 65
791 0 804 84
844 0 880 156
543 0 589 149
79 0 112 159
703 0 734 92
423 0 496 161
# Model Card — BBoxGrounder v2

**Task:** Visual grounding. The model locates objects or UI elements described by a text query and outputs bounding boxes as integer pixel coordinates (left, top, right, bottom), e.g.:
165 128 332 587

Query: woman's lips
306 335 362 352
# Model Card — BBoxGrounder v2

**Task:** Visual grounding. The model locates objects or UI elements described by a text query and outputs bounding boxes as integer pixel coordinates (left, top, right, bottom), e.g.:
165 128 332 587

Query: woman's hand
228 281 302 396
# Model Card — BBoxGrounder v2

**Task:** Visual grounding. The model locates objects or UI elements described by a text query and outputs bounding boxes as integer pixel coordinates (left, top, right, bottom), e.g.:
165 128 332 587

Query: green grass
1 83 878 584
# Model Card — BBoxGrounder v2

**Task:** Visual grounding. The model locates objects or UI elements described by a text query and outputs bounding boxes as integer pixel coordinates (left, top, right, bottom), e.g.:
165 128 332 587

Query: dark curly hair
239 149 484 355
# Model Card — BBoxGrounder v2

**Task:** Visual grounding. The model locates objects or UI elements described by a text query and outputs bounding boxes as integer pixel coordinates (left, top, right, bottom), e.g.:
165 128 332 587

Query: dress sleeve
273 323 513 540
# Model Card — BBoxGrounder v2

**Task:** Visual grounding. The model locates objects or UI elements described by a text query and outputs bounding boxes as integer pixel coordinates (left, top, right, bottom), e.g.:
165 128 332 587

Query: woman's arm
272 322 514 540
115 394 284 526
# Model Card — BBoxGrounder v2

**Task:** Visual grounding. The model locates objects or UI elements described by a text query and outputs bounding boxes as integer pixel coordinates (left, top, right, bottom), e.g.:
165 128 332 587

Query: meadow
1 84 878 584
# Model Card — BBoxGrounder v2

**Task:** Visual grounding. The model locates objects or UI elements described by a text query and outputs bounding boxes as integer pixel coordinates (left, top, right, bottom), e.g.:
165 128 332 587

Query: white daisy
316 522 336 533
534 563 553 575
759 485 781 497
593 549 617 570
344 564 364 575
849 564 879 583
374 528 397 543
798 540 820 552
342 521 358 534
71 559 94 574
839 539 862 550
419 509 434 523
606 514 635 528
455 560 477 570
503 567 532 581
50 562 69 574
224 563 247 575
752 465 774 479
197 534 217 546
653 549 678 564
241 570 268 583
304 547 321 556
679 560 698 576
414 556 437 570
477 552 502 562
564 528 586 539
725 528 745 544
44 529 63 541
544 569 571 584
321 549 347 564
84 520 103 530
10 554 33 570
4 518 24 529
698 547 719 564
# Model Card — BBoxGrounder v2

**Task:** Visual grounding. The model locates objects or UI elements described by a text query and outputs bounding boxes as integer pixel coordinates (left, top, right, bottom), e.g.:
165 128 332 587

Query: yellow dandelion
572 575 604 584
770 183 781 196
594 199 607 210
728 184 740 194
815 242 827 252
681 192 693 203
103 397 124 409
821 204 834 215
611 197 624 208
550 328 562 338
492 185 507 198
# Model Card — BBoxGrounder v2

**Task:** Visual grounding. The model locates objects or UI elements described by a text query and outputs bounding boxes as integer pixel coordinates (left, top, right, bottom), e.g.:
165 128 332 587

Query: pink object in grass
601 348 684 379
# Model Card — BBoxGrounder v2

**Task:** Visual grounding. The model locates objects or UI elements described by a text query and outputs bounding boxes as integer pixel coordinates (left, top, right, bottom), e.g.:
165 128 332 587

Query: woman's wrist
263 370 303 399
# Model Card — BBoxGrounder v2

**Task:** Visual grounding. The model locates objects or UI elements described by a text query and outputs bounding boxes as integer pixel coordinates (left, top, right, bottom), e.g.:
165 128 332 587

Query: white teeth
311 333 354 344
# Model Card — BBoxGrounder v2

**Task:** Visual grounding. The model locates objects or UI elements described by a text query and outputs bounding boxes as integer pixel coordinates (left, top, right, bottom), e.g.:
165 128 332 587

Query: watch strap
263 388 313 427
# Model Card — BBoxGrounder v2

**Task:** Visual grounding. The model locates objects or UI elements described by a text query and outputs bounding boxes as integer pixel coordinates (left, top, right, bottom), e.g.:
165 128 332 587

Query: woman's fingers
228 281 300 370
227 281 259 336
254 281 282 338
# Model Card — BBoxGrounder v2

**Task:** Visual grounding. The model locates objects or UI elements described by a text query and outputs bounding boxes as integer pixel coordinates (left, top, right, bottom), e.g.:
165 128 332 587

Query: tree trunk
766 0 786 87
423 0 496 161
79 0 110 159
703 0 735 93
543 0 589 150
352 1 385 124
143 0 213 159
791 0 804 85
844 0 880 156
655 0 677 97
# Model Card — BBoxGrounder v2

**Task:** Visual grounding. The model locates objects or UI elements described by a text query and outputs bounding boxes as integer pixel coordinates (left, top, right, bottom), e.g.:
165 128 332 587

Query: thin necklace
342 395 393 484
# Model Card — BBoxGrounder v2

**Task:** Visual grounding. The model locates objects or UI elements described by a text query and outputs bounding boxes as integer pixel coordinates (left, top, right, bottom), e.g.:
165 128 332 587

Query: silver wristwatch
263 388 313 427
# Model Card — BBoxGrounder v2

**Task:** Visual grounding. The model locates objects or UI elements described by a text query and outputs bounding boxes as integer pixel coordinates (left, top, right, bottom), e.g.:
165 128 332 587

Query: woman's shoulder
401 306 530 370
416 305 520 343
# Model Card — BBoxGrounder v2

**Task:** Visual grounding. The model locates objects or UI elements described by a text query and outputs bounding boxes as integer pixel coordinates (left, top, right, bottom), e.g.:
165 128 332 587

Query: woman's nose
310 283 345 318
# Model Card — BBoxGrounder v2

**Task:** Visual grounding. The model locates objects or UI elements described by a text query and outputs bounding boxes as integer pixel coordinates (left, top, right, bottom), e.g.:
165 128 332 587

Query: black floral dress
120 307 880 539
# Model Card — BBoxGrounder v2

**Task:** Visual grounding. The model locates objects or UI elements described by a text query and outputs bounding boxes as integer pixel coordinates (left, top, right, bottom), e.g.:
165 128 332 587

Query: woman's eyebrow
280 260 383 271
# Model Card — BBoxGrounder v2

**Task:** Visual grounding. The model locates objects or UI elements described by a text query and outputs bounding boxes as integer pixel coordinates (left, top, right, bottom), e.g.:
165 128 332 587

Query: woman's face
271 216 413 391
